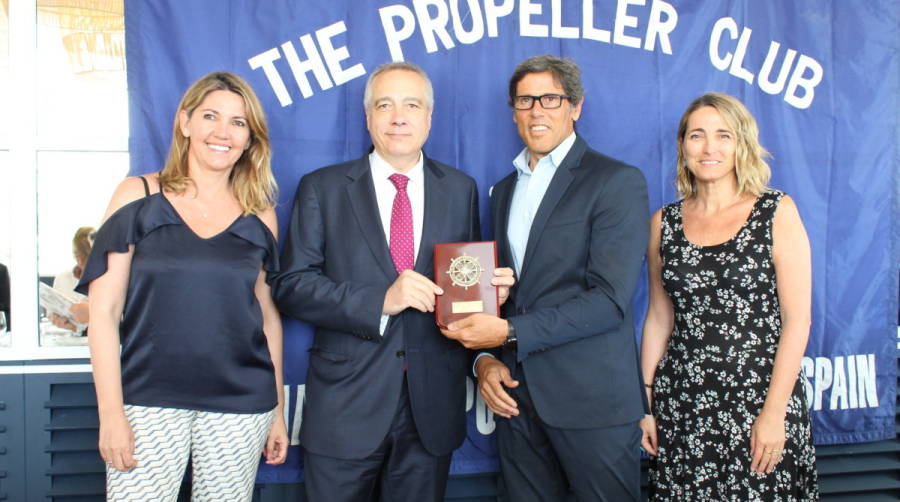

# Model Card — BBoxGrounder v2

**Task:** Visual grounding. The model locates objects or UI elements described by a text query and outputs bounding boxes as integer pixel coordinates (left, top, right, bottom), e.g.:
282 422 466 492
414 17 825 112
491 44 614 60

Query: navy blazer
272 153 480 459
491 135 649 429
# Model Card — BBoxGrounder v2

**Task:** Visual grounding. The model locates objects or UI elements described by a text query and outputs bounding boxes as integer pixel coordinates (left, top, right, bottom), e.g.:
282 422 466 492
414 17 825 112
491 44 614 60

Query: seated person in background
0 262 9 329
49 226 94 332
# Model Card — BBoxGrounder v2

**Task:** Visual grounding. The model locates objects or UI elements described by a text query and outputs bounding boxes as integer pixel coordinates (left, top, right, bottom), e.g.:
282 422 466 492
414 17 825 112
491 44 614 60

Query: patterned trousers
106 405 275 502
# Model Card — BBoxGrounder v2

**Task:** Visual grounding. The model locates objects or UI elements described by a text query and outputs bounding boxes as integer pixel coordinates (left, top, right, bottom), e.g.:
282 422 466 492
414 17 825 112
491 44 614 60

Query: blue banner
124 0 899 483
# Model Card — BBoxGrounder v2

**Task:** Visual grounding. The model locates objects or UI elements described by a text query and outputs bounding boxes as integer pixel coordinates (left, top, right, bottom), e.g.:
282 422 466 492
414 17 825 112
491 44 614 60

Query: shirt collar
369 150 425 185
512 132 577 176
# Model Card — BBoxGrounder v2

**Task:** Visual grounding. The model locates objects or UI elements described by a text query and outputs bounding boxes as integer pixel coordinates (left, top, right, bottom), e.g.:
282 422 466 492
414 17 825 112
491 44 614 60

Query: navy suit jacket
491 135 649 429
272 153 480 459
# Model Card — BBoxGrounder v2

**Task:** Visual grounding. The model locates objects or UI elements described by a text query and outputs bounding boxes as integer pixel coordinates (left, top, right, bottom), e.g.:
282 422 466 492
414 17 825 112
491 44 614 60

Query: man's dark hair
508 55 584 107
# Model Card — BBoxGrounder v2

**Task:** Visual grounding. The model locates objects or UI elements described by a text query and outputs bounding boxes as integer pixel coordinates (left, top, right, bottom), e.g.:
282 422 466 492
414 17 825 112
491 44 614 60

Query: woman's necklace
194 199 210 219
191 186 229 219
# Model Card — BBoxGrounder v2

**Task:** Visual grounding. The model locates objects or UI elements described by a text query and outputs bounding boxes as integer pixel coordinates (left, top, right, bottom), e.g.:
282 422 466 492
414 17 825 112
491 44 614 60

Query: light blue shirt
473 133 577 375
506 132 577 276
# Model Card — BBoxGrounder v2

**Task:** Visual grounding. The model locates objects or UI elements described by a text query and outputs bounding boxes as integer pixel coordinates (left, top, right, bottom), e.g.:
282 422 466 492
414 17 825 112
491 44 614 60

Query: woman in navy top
78 72 287 501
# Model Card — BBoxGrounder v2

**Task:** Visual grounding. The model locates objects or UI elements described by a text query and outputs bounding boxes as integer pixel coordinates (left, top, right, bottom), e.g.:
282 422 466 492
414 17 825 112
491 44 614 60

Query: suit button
396 350 406 358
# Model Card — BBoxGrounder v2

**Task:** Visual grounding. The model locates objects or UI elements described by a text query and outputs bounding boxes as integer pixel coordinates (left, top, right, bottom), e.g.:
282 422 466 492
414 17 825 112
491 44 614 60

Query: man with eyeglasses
442 55 650 501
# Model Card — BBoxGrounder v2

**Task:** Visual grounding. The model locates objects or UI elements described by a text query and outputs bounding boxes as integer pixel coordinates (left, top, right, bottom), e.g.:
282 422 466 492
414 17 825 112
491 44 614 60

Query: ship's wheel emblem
446 255 484 289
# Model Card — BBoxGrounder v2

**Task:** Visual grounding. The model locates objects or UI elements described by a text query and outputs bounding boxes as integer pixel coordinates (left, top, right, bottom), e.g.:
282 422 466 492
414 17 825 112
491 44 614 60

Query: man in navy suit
443 56 650 501
272 62 511 501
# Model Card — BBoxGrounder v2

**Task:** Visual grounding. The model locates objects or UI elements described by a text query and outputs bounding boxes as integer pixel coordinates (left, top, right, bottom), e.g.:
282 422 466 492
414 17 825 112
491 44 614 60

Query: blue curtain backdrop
123 0 899 483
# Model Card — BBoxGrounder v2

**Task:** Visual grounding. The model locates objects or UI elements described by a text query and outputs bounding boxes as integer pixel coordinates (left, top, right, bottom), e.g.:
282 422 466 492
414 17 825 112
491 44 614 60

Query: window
2 0 127 359
1 1 13 349
0 1 9 148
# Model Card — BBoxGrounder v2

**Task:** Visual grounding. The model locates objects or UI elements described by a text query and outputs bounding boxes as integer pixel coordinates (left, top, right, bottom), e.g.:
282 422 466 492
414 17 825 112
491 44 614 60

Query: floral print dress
649 190 818 501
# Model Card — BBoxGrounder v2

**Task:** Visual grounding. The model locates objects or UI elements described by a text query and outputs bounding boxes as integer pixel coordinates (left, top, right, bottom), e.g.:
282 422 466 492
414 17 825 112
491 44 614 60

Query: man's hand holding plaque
435 241 515 349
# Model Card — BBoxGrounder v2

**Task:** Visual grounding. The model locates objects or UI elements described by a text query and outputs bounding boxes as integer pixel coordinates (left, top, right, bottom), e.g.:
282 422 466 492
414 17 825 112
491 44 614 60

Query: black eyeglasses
512 94 571 110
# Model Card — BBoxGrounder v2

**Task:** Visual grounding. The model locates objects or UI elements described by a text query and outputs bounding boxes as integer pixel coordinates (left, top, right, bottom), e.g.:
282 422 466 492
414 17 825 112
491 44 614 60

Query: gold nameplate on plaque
452 300 484 314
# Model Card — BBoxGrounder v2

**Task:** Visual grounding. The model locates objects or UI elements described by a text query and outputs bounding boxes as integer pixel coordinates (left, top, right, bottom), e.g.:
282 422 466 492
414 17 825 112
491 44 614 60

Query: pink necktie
388 173 414 273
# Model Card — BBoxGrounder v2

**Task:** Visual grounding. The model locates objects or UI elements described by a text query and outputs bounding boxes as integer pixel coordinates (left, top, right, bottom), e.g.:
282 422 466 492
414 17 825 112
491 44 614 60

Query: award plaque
433 241 499 328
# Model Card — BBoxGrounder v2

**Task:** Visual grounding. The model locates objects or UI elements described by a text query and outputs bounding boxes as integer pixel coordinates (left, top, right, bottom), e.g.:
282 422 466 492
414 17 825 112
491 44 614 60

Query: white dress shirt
369 150 425 335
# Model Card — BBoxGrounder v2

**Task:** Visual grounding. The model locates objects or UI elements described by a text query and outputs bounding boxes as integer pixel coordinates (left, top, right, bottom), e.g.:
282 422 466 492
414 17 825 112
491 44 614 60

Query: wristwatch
503 321 517 347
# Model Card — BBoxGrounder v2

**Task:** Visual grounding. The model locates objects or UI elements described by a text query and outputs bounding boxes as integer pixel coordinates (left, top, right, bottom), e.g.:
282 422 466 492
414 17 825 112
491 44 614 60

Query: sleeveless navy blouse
76 193 278 413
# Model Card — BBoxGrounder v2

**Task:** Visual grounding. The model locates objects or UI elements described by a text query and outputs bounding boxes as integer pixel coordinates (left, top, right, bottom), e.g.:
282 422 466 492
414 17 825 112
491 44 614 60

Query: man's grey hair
363 61 434 110
507 55 584 107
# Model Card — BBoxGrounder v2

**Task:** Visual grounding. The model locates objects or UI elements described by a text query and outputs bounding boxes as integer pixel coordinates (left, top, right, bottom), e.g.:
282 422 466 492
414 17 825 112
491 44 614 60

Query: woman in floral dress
639 93 818 501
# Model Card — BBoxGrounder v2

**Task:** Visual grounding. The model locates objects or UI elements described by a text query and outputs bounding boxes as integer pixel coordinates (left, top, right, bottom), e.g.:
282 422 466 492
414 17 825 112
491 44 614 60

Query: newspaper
39 282 87 332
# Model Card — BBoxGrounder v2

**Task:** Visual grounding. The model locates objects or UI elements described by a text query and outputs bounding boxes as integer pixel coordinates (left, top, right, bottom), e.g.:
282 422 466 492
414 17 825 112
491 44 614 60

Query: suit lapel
345 157 397 281
414 157 447 276
518 137 586 282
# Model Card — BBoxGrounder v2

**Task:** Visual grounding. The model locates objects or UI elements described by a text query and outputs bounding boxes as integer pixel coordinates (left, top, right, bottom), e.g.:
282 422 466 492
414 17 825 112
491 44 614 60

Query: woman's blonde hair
159 72 276 215
675 92 770 198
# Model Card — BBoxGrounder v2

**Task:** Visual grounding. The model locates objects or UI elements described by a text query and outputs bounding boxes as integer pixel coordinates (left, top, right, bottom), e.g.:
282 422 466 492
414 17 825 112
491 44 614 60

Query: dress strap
138 176 150 197
750 190 784 224
659 202 680 250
